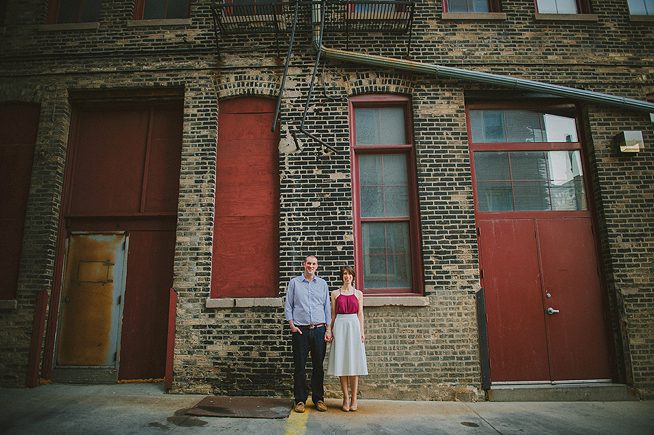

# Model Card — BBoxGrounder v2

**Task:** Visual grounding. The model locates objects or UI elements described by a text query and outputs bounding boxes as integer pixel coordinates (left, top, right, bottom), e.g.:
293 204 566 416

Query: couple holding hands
285 255 368 413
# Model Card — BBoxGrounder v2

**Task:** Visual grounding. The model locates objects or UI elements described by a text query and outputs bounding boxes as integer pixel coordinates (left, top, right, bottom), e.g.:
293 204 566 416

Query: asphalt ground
1 383 653 434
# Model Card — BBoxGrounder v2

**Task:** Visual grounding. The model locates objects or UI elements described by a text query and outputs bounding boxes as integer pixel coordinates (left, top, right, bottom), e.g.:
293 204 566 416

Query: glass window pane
510 152 548 180
80 0 101 21
361 186 384 217
383 154 407 185
474 152 510 181
469 109 577 143
166 0 190 18
514 181 550 211
384 186 409 216
477 181 513 211
448 0 489 12
144 0 166 19
475 151 587 212
58 0 81 23
627 0 652 15
355 107 405 145
538 0 577 13
548 151 587 211
359 154 383 185
362 222 411 289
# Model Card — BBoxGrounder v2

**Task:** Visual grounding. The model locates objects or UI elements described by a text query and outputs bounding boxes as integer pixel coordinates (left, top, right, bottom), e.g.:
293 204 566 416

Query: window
48 0 101 23
350 96 422 295
444 0 501 12
628 0 654 15
468 104 588 213
535 0 592 14
349 0 405 14
134 0 190 20
474 151 587 211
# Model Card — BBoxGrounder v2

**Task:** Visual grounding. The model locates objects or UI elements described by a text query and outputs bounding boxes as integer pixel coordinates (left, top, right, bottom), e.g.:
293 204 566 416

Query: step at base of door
51 367 118 384
487 383 639 402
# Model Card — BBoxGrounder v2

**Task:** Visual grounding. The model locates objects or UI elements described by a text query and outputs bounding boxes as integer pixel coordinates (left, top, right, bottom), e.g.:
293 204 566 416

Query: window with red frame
0 0 7 25
350 96 423 295
134 0 190 20
627 0 654 15
47 0 101 24
535 0 592 14
444 0 501 12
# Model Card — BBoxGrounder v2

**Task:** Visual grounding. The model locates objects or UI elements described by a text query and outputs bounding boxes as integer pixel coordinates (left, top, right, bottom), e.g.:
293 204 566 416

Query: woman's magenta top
335 292 359 315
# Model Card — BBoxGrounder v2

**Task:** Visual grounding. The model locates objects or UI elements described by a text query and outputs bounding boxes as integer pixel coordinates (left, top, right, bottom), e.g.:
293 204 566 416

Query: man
285 255 332 413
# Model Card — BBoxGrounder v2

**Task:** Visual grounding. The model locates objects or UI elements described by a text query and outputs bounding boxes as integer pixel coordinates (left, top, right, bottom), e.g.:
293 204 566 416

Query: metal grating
212 0 415 35
321 0 415 33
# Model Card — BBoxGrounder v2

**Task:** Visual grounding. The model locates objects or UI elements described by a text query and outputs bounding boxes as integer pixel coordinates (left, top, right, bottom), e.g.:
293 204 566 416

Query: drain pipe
311 4 654 113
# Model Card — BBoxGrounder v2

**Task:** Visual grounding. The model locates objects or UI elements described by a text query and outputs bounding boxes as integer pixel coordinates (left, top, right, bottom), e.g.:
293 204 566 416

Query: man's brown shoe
315 400 328 412
294 402 305 413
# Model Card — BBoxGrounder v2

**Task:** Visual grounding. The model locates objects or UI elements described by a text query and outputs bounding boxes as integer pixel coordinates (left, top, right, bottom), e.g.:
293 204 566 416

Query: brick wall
0 0 652 398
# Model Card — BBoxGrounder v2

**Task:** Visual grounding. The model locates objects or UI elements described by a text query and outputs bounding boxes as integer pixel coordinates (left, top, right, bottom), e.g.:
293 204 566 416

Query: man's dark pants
291 326 326 405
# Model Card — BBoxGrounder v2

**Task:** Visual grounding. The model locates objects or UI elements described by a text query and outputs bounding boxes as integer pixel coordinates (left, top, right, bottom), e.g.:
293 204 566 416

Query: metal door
478 219 550 382
537 218 612 381
56 232 128 367
479 218 613 382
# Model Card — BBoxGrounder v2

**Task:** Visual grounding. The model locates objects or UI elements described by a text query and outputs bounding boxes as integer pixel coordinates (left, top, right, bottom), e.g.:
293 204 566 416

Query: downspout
310 3 654 113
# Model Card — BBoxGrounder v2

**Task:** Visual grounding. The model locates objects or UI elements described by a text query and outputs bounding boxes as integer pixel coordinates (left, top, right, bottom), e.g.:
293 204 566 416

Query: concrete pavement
1 383 653 434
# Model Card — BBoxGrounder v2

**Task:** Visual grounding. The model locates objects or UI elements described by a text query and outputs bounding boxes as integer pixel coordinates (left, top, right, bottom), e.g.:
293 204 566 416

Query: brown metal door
56 233 127 367
479 219 550 381
537 218 612 381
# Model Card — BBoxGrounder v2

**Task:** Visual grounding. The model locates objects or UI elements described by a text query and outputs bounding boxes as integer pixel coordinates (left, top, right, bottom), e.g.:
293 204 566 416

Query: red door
479 217 613 382
537 218 613 380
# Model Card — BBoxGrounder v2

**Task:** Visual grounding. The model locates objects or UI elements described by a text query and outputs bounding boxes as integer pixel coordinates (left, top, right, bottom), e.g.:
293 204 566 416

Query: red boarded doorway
211 97 279 298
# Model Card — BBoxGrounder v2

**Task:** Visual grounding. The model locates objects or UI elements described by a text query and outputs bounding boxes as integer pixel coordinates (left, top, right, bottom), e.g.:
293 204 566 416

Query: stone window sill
442 12 507 21
0 300 18 310
39 22 100 31
534 13 599 22
629 15 654 22
127 19 192 27
205 296 430 309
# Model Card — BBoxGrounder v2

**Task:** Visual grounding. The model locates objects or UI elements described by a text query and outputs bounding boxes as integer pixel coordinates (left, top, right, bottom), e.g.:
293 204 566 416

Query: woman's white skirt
327 314 368 376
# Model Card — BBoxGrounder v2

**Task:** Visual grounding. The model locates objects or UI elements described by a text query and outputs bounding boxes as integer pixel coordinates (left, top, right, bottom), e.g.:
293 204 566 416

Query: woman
327 266 368 412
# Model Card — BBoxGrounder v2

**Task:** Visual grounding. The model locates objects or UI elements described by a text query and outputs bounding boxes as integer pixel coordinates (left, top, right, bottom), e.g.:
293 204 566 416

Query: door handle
546 307 560 315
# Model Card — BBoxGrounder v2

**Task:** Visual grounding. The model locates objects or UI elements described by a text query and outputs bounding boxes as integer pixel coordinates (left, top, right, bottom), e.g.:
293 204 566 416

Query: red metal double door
478 216 613 383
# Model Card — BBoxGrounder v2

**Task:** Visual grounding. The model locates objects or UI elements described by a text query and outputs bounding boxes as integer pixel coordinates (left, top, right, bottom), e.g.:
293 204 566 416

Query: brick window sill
629 15 654 22
205 296 430 309
0 300 18 310
534 13 599 22
39 22 100 31
442 12 507 21
127 18 192 27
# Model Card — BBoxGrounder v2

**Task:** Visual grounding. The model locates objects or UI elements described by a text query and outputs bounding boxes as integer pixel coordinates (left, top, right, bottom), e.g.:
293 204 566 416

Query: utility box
615 130 644 153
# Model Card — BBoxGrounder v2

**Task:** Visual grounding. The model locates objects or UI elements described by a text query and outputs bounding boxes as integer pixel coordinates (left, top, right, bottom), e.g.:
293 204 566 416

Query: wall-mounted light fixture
615 130 644 153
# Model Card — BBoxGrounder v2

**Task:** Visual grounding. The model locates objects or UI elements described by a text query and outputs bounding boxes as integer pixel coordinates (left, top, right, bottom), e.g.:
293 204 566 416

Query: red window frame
534 0 592 14
133 0 191 20
350 94 423 295
47 0 101 24
443 0 502 13
466 100 592 220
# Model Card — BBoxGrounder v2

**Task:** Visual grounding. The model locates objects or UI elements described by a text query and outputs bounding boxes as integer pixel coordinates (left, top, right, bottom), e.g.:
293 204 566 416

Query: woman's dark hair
339 266 355 281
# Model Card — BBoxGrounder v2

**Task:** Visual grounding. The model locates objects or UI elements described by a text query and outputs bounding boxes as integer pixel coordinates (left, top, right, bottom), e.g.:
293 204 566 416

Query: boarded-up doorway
50 98 182 382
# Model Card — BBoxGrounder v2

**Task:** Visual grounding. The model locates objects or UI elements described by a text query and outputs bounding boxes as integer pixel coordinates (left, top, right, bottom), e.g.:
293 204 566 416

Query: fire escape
211 0 417 151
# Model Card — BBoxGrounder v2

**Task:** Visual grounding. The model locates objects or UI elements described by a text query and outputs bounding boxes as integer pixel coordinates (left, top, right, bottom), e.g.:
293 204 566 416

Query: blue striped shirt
284 274 331 326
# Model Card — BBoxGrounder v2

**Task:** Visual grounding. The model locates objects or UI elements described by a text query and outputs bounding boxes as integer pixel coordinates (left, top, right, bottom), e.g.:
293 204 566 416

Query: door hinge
476 227 481 236
480 269 484 279
113 352 117 362
117 295 122 305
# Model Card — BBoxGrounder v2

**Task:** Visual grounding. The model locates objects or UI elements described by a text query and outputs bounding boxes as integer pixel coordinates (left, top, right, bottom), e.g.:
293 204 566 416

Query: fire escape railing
210 0 418 152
